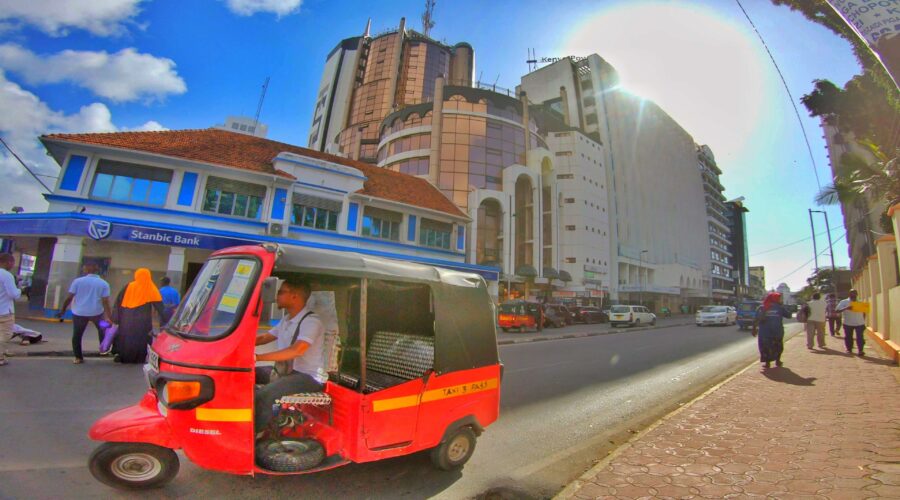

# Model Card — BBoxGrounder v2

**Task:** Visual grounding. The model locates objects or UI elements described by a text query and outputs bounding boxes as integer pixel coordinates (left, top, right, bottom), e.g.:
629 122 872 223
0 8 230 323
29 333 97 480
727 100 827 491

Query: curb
4 349 107 358
498 321 696 345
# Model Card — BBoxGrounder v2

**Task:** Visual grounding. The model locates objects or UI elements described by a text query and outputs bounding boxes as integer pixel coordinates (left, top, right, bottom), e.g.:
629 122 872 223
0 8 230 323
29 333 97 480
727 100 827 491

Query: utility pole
808 209 819 275
638 249 648 306
811 209 837 294
422 0 435 37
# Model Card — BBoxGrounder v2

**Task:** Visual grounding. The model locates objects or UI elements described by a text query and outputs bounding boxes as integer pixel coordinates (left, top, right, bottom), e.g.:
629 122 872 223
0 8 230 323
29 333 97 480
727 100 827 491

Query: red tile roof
41 128 466 218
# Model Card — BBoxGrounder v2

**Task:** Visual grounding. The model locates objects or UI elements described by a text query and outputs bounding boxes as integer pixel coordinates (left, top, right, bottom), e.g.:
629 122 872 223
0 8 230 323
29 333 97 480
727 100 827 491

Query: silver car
695 305 737 326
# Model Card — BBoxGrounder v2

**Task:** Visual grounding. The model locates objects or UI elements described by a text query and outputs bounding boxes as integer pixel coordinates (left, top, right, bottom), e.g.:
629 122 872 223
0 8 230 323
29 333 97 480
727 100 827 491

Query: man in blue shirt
158 276 180 324
57 263 112 364
0 253 22 366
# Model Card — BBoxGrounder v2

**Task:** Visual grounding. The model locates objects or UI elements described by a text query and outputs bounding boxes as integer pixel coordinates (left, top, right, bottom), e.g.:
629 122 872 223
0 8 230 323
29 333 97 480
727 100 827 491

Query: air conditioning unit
267 222 285 236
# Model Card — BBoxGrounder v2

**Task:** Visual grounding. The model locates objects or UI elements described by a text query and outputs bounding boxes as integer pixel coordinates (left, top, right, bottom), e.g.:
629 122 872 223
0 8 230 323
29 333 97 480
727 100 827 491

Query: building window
291 194 341 231
419 218 452 249
565 225 576 231
555 151 573 156
557 174 574 179
361 207 401 241
90 159 172 206
564 198 575 204
565 257 577 263
202 176 266 219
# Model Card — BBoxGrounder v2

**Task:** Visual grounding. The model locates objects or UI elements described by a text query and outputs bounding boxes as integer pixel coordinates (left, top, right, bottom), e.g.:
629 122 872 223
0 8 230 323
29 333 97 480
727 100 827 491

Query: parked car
542 305 568 328
498 300 544 332
736 300 761 330
573 306 608 324
695 305 737 326
544 303 575 325
609 305 655 327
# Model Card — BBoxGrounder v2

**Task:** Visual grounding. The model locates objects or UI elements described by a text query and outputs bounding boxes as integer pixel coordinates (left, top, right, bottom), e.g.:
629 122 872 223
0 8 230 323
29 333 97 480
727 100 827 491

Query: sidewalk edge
553 358 758 499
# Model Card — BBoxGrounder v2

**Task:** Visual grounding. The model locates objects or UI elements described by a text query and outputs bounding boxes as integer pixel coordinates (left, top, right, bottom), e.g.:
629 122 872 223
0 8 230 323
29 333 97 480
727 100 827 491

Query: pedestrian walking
57 262 112 364
0 253 22 366
111 268 165 364
158 276 181 324
805 292 827 350
825 292 842 336
836 289 867 356
752 291 791 372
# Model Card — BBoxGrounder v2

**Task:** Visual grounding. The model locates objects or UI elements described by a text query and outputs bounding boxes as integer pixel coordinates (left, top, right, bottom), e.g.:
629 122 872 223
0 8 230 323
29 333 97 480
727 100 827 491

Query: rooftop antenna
254 77 270 129
422 0 435 37
526 48 537 72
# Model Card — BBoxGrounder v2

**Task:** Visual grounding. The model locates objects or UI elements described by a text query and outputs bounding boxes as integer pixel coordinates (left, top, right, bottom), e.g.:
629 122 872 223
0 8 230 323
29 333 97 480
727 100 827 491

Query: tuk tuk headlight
156 373 215 410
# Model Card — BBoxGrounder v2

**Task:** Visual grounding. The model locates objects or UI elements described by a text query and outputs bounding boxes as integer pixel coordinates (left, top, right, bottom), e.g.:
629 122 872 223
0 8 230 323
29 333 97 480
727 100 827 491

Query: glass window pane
148 181 168 206
234 194 249 217
92 174 113 198
291 204 302 225
362 216 372 236
303 206 316 227
315 209 332 229
327 211 338 231
203 189 219 212
218 192 235 215
132 178 151 203
248 196 262 219
110 176 132 201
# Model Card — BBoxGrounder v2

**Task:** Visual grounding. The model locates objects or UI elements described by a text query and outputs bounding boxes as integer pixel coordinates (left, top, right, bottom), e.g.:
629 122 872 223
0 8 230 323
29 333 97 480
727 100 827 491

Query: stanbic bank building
0 128 498 317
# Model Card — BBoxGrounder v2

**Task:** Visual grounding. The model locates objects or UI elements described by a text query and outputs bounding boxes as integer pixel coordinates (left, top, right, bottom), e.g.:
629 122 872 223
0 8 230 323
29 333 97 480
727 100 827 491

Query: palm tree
815 141 900 233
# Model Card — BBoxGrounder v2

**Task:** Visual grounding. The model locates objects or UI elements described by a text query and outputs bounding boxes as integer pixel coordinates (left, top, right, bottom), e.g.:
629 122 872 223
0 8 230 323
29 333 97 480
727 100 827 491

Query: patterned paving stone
559 335 900 500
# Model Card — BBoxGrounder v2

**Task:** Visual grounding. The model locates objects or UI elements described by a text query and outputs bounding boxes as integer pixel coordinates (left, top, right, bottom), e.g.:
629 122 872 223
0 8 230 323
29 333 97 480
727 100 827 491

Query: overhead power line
734 0 822 190
750 226 843 257
769 231 846 285
0 136 53 193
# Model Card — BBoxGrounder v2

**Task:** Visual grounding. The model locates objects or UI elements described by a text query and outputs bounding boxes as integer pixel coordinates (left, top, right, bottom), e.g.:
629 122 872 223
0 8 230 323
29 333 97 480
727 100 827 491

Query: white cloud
0 70 164 212
0 0 143 36
0 44 187 102
224 0 302 17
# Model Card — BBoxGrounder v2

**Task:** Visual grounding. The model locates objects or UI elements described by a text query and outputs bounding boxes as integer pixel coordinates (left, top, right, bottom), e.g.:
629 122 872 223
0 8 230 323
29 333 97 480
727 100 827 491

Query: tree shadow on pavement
763 367 816 386
810 347 847 357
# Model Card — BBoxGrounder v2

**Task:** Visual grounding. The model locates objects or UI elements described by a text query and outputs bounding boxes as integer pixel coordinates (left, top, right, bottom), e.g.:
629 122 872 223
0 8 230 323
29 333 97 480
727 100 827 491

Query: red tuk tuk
87 243 501 489
497 300 543 332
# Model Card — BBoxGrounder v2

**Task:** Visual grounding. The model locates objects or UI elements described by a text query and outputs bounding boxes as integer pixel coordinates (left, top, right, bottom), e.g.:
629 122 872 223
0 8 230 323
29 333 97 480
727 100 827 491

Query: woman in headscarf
112 268 165 363
752 292 792 371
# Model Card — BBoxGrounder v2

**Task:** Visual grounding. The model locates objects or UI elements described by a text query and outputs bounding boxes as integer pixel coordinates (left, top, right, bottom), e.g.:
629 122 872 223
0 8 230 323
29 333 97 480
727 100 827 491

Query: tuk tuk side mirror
261 277 279 304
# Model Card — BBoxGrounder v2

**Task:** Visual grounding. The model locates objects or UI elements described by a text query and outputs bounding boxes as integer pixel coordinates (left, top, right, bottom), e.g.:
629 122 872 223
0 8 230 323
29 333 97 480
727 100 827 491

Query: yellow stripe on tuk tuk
196 408 253 422
371 378 499 413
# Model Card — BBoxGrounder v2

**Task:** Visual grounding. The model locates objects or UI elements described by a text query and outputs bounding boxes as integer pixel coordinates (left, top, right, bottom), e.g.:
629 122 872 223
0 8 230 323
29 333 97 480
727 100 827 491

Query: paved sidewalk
557 331 900 499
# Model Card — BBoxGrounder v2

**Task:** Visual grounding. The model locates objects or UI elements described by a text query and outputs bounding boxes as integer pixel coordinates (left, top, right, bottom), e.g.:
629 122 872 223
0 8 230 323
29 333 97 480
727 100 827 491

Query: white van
609 305 656 327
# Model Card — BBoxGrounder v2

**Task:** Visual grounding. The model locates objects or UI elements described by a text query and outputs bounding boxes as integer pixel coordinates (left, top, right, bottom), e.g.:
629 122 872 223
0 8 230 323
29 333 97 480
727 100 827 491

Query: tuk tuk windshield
168 257 260 339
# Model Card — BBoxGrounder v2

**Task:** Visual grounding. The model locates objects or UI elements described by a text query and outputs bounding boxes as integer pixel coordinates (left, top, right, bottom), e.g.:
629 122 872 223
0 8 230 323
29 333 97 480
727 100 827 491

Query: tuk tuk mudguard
89 392 181 450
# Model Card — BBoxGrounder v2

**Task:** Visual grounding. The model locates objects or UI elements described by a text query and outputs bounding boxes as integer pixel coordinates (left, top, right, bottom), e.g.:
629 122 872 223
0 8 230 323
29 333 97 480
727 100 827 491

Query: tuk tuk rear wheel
431 427 476 471
89 442 179 490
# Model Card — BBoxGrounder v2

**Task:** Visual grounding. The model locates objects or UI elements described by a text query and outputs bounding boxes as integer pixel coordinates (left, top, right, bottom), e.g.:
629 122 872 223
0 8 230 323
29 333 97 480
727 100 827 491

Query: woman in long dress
753 292 792 372
112 268 165 364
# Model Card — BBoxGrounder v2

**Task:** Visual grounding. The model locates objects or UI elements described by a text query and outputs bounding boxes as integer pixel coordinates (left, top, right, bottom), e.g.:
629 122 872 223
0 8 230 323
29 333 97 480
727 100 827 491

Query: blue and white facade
0 130 498 317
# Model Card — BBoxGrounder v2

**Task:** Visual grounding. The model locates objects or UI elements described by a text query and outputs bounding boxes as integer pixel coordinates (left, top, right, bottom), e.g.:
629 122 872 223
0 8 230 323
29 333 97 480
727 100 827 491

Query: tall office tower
698 145 734 302
725 197 750 299
307 18 474 162
520 55 712 307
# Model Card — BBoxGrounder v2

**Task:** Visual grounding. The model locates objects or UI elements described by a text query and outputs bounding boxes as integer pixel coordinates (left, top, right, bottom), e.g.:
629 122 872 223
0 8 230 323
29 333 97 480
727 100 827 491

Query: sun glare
564 2 773 158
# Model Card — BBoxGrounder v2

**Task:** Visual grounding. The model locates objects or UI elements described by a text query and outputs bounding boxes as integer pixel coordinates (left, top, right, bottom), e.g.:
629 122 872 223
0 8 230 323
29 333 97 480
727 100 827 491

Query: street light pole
808 209 819 276
638 249 648 306
810 209 837 294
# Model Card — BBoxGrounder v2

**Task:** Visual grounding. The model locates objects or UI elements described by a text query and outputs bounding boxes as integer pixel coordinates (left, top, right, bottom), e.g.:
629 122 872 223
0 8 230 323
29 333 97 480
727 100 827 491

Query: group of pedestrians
51 265 180 365
0 257 183 367
752 289 868 372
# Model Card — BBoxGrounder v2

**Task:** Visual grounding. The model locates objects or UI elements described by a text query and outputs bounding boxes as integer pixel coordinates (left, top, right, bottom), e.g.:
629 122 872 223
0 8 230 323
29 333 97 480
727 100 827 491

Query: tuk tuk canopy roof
272 244 500 374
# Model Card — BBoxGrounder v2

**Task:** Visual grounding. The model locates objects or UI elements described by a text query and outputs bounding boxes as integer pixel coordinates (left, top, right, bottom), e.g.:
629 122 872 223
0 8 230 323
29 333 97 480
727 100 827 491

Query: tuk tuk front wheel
89 442 179 490
431 427 476 471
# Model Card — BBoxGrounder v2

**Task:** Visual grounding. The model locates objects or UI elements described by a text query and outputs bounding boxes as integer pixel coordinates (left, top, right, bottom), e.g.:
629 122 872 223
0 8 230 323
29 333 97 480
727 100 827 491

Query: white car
609 305 656 327
695 305 737 326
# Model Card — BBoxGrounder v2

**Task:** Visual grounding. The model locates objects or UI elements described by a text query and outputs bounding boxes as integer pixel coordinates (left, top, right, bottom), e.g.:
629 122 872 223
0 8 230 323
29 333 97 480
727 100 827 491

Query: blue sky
0 0 862 291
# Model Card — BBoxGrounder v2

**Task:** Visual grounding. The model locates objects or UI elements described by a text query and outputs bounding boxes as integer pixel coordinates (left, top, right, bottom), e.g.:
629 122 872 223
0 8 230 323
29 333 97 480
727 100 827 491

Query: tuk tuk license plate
147 348 159 372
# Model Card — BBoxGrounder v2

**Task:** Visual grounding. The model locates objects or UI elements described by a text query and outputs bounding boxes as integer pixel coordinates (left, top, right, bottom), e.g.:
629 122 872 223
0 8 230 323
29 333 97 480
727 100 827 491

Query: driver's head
849 289 858 300
277 279 311 310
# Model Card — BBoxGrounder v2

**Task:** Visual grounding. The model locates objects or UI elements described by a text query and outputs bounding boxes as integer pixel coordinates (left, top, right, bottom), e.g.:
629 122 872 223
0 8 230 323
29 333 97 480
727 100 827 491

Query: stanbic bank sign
127 229 201 247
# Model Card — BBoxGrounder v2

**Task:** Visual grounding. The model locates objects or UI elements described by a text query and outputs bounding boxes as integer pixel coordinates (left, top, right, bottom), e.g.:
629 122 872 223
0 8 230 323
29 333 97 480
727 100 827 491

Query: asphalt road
0 321 797 499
